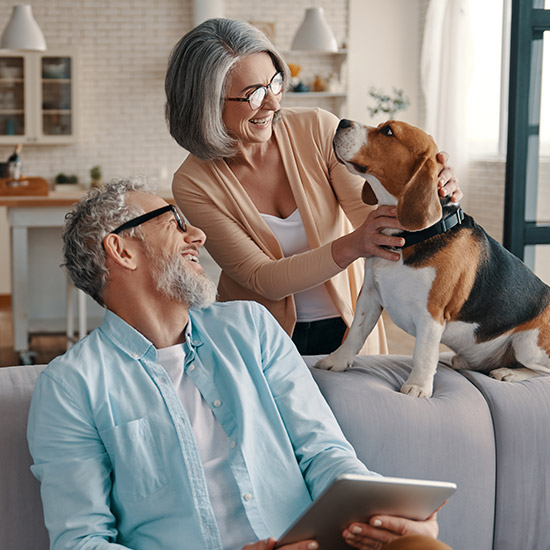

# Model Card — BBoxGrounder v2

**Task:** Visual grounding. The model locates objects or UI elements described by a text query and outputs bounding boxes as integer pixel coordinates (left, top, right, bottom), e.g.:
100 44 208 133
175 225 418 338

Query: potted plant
90 165 102 188
368 87 409 119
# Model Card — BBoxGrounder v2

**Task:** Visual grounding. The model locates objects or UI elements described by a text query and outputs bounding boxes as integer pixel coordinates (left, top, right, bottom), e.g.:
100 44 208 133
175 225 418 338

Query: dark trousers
291 317 347 355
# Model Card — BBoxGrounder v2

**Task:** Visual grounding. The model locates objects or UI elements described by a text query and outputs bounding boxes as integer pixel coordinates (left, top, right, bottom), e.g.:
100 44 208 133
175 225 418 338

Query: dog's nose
338 119 352 129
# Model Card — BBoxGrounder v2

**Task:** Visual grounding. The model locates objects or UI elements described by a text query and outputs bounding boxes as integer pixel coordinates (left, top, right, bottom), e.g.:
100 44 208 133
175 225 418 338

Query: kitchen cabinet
0 50 77 145
282 49 348 117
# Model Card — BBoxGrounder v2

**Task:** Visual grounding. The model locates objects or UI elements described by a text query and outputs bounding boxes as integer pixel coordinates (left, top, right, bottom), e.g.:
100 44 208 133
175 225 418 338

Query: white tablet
276 474 456 549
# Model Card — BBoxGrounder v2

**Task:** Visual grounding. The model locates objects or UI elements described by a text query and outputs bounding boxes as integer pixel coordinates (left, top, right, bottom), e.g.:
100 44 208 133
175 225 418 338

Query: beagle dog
316 119 550 398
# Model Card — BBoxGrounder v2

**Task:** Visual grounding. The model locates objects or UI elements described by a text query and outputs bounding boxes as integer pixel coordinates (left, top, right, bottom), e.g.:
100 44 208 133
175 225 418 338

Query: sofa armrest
304 354 495 550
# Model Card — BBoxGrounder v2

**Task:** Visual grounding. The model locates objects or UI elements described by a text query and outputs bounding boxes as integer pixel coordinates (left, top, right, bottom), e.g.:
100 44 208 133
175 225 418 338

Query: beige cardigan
172 107 387 355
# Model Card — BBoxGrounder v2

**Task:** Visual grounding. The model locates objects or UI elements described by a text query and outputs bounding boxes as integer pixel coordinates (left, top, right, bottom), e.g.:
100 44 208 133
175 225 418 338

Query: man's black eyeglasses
111 205 186 235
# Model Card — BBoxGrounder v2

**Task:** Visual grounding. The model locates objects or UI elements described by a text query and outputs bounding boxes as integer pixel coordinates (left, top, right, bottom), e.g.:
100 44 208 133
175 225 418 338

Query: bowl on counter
42 60 70 79
0 65 23 79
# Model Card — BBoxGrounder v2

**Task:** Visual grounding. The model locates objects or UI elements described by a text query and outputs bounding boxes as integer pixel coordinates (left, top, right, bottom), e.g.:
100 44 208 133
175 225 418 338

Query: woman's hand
332 205 406 268
342 509 440 550
436 151 462 203
242 537 318 550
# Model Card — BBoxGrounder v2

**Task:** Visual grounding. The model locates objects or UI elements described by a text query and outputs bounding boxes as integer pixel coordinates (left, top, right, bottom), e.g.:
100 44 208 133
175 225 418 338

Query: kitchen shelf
283 49 348 56
282 50 348 117
42 78 71 83
286 92 346 98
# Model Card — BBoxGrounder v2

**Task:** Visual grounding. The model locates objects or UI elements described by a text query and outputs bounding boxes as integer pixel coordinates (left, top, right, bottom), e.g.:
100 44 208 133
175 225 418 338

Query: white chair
65 275 87 349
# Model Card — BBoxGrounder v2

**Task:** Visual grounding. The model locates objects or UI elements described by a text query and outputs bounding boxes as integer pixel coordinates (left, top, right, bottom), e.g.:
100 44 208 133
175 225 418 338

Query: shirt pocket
100 417 168 501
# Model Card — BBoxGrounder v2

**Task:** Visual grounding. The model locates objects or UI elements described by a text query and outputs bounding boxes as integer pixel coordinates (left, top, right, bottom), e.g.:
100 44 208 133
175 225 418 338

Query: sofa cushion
0 365 48 550
462 371 550 550
305 354 495 550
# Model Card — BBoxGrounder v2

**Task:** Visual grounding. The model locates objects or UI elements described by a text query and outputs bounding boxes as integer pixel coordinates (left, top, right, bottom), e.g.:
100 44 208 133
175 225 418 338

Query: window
466 0 550 157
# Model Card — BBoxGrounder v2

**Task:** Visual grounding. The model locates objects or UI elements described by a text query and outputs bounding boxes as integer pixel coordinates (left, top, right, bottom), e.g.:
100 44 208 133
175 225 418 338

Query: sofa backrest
0 365 48 550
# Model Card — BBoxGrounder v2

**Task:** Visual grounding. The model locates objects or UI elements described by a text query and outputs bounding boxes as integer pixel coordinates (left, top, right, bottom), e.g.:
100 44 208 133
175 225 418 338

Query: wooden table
0 188 103 363
0 187 217 364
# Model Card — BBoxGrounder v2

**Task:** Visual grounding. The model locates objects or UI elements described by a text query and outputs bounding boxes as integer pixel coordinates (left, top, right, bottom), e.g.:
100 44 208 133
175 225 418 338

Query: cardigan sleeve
173 161 343 302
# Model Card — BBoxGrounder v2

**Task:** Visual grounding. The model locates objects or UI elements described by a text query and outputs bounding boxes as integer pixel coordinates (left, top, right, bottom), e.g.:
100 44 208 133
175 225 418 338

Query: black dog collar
397 207 465 249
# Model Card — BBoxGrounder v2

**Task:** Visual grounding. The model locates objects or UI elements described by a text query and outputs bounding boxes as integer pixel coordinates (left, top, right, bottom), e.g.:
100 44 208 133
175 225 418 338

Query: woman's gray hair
62 177 156 306
165 18 290 161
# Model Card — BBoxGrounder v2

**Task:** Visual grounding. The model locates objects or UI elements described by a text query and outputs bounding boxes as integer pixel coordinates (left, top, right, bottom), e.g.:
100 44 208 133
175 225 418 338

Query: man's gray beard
149 249 217 309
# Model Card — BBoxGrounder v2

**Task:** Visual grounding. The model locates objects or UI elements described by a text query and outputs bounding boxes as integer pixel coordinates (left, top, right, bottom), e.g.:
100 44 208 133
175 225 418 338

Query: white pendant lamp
1 5 47 51
291 7 338 52
193 0 224 26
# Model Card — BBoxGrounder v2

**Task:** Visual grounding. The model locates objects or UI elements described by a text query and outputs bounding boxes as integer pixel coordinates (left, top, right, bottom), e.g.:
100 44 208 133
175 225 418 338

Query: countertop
0 184 174 207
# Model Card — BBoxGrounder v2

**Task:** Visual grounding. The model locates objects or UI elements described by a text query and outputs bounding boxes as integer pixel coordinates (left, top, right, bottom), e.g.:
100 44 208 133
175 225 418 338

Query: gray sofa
1 353 549 550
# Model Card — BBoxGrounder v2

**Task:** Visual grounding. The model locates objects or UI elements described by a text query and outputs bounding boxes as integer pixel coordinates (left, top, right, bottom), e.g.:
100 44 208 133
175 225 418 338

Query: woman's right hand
331 205 406 268
242 537 319 550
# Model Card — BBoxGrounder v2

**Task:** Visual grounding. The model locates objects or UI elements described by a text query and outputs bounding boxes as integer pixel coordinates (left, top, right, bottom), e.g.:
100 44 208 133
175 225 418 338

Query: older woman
166 18 461 357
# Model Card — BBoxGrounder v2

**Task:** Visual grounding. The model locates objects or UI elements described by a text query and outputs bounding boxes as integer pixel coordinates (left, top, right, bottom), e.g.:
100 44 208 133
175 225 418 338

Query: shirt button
188 364 195 372
231 441 236 448
213 400 222 408
132 353 139 359
243 492 252 501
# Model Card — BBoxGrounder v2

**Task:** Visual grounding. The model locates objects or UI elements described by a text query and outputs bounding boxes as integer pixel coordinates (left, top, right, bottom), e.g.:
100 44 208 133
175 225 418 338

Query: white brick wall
466 158 550 285
467 159 506 243
0 0 349 188
0 0 194 190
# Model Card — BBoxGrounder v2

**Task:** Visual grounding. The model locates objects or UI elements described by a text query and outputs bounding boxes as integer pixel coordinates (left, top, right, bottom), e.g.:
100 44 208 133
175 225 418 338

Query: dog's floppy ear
361 181 378 205
396 156 442 231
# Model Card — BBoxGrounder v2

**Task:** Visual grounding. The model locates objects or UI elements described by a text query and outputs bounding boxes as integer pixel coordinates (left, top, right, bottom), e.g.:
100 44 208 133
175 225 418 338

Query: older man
27 179 447 550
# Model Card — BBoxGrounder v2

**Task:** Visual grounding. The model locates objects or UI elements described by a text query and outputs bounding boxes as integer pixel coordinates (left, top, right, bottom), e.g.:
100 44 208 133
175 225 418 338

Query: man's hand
242 537 319 550
341 509 440 550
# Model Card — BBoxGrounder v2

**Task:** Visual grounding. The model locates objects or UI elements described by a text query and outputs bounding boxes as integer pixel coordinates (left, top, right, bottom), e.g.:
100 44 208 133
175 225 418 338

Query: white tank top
261 209 340 322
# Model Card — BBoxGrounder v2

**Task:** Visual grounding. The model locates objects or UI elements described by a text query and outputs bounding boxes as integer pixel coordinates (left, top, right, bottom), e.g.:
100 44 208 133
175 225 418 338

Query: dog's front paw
490 367 540 382
400 381 433 398
315 352 354 372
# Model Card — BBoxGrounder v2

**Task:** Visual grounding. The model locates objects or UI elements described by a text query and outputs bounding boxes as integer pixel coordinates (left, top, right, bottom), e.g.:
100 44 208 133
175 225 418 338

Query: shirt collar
99 309 205 362
99 310 156 361
185 310 205 352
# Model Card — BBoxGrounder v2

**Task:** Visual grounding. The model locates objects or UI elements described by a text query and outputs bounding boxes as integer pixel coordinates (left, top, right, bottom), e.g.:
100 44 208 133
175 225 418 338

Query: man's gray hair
62 177 156 306
165 18 290 161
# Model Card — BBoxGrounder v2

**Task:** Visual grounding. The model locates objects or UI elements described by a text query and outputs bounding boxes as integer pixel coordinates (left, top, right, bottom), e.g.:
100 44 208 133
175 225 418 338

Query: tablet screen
276 474 456 549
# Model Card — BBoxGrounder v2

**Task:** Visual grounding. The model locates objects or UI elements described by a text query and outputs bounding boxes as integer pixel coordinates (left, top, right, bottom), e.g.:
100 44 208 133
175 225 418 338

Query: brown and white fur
316 119 550 398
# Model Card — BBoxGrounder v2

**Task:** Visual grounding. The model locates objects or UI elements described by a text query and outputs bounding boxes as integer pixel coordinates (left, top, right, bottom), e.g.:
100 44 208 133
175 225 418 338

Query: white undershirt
261 209 340 322
157 345 256 550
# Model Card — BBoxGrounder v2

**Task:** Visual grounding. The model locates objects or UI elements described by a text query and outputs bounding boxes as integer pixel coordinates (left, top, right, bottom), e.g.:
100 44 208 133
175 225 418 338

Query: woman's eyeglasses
110 205 186 235
226 72 284 111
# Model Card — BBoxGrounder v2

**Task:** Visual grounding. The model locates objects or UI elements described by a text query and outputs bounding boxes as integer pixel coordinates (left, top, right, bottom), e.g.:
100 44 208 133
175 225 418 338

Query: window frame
503 0 550 261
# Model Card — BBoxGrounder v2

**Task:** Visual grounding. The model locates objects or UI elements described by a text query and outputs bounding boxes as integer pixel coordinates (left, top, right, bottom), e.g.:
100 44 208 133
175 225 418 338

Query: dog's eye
380 125 394 137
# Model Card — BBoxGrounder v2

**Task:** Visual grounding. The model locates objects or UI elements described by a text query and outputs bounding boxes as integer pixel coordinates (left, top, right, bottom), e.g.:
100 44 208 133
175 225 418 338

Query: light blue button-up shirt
28 301 375 550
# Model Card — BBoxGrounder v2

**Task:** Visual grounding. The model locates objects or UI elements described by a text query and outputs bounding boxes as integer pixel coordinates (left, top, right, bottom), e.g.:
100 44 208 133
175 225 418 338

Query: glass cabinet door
0 55 25 138
40 56 73 137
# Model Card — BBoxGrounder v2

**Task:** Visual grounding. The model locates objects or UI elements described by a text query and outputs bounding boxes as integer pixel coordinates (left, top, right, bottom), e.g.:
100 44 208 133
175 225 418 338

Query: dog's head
333 119 443 231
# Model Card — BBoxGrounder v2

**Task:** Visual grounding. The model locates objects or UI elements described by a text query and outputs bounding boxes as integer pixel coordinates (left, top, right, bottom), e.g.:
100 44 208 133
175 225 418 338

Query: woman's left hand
436 151 462 203
342 509 440 550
